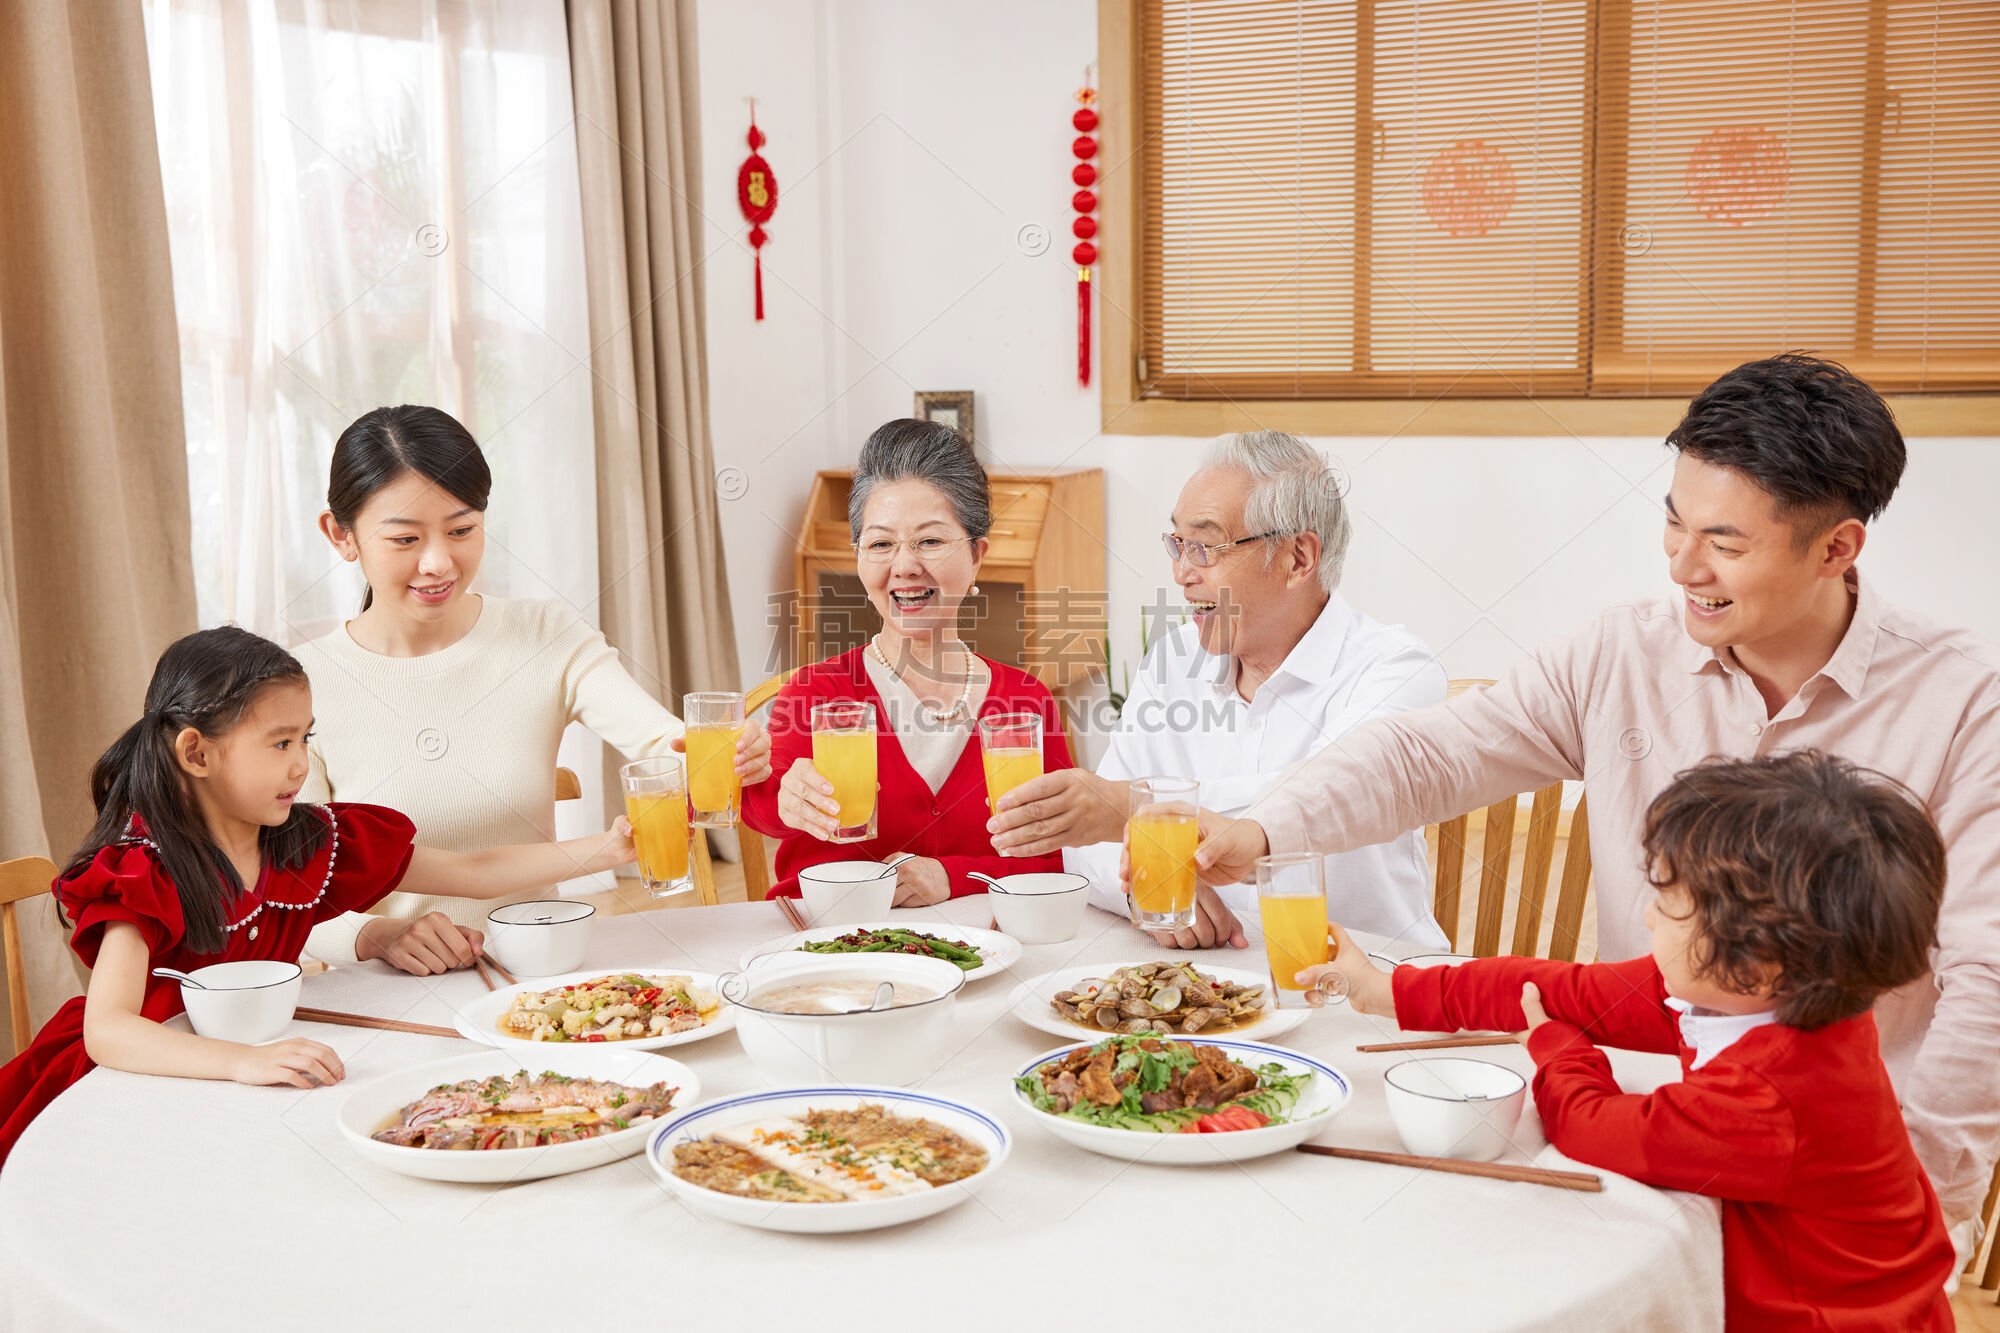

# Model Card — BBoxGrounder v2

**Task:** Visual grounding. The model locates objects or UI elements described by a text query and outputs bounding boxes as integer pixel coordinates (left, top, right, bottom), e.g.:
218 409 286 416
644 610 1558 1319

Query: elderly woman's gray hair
847 418 993 541
1203 430 1351 593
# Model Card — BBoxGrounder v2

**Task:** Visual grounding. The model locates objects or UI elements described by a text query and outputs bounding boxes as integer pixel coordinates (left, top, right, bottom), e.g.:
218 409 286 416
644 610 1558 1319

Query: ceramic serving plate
450 967 736 1053
646 1087 1009 1234
337 1046 700 1183
1011 1037 1349 1165
1007 960 1310 1044
738 921 1022 983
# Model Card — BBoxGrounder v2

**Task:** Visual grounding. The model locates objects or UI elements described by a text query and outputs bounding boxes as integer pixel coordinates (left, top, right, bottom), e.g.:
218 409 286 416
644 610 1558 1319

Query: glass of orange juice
978 712 1044 818
1256 853 1335 1008
1127 777 1200 931
683 691 746 828
811 701 878 843
620 755 691 899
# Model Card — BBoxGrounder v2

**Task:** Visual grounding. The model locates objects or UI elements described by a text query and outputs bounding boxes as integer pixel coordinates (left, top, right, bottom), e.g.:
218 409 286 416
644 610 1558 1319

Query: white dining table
0 895 1721 1332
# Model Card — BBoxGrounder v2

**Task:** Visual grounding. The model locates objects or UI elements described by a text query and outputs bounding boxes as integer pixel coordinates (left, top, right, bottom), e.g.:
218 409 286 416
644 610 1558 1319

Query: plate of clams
1007 960 1307 1044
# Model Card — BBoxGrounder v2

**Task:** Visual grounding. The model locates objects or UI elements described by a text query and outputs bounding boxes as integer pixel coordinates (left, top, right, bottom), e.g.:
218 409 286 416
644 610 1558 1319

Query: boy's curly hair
1641 750 1944 1030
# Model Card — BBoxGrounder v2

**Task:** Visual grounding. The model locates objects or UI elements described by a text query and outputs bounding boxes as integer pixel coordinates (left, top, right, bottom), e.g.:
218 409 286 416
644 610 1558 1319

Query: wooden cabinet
788 469 1107 742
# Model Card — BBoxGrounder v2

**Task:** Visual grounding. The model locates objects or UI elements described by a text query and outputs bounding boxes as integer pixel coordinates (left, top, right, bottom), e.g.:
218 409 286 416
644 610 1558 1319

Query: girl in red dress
1301 751 1956 1331
744 420 1073 901
0 627 634 1167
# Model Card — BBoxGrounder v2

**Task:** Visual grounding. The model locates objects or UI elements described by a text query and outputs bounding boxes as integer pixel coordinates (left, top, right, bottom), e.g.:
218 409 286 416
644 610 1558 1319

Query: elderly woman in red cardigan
743 419 1073 903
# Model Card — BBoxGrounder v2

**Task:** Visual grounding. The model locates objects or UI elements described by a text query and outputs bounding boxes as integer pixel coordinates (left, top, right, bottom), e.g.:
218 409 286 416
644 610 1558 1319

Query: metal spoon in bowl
152 966 207 989
837 980 897 1014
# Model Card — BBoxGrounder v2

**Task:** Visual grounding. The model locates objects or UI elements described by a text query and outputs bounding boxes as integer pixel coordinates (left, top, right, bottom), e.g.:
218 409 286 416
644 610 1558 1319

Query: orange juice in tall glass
683 692 746 828
621 756 692 898
811 701 878 842
1257 853 1330 1007
977 712 1044 818
1127 778 1199 930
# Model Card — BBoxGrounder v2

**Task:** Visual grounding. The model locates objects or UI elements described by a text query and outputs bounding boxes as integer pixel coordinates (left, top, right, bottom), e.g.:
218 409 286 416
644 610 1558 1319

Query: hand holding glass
811 701 879 843
1255 853 1340 1008
621 755 692 899
683 692 746 828
1127 778 1200 932
978 712 1044 817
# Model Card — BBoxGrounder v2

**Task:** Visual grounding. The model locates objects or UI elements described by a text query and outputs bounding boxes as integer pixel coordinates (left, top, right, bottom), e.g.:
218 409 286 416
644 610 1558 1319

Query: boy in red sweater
1304 750 1956 1330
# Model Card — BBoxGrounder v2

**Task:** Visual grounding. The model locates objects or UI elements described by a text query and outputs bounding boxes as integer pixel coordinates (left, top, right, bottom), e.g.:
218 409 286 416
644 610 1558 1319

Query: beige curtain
0 3 197 1041
567 0 741 716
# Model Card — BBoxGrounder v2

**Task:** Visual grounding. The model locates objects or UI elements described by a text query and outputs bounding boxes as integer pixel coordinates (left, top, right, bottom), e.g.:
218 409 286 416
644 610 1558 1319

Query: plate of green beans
740 921 1023 982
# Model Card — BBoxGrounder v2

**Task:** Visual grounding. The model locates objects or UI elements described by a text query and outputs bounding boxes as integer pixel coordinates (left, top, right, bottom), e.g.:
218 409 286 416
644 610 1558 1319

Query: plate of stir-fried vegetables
1012 1034 1349 1163
740 921 1022 982
452 969 734 1052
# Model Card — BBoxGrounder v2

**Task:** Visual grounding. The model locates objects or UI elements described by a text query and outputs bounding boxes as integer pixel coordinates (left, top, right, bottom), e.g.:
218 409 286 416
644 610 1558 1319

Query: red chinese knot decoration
1422 139 1516 238
1071 85 1099 386
737 107 778 319
1687 126 1788 226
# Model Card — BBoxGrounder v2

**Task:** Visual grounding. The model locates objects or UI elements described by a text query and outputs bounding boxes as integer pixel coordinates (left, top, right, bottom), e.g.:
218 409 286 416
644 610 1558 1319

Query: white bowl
796 860 900 927
1012 1038 1349 1164
647 1086 1008 1233
723 952 965 1086
485 900 595 977
985 871 1090 944
180 961 301 1044
338 1046 699 1183
1382 1057 1528 1162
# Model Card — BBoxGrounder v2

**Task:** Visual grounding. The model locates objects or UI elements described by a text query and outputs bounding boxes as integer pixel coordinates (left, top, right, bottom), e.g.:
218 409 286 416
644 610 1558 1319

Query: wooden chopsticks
1355 1033 1520 1054
472 955 517 991
294 1007 466 1040
775 894 809 932
1297 1144 1603 1192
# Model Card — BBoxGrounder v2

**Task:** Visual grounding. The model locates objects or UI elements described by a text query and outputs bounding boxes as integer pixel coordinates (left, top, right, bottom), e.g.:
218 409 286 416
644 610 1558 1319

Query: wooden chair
1427 679 1594 961
735 668 800 901
1 856 58 1059
1967 1157 2000 1298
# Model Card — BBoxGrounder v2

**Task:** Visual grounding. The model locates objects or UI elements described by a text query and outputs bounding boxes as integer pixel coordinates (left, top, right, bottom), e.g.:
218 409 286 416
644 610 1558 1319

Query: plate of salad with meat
1012 1034 1349 1163
740 922 1022 982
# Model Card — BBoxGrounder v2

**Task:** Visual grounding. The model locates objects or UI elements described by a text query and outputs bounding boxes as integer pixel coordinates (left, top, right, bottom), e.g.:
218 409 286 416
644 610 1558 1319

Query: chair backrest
554 767 581 801
736 668 801 901
1 856 58 1059
1428 679 1595 961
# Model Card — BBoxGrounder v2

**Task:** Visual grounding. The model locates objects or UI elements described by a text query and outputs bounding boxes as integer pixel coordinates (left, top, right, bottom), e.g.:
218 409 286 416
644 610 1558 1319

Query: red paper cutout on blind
1687 126 1789 226
1421 139 1516 238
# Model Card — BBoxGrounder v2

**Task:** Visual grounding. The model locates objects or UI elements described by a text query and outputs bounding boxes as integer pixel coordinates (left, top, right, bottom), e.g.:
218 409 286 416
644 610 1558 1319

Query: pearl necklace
869 636 976 723
119 805 341 943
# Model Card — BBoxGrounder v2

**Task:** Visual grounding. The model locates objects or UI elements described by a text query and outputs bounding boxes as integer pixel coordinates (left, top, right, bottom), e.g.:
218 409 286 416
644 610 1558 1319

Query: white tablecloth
0 898 1721 1332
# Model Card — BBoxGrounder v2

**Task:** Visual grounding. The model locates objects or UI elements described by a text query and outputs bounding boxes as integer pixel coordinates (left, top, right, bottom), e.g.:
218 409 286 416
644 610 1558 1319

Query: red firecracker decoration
736 106 778 319
1071 85 1099 386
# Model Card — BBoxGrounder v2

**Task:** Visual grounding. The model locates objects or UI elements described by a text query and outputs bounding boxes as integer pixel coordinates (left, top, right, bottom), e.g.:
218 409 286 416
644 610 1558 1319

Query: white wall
695 0 2000 691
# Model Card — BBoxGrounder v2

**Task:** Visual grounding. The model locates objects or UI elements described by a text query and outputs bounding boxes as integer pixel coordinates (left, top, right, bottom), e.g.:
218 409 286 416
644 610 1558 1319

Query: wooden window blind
1135 0 1999 401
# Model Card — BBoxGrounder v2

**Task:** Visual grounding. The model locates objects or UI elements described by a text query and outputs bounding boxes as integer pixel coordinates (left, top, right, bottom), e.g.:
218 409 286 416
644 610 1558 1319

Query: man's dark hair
1641 750 1944 1030
1666 353 1905 542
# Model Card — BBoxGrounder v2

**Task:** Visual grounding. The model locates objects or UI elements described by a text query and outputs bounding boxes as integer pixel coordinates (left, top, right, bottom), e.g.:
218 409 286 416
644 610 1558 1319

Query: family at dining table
0 353 1994 1328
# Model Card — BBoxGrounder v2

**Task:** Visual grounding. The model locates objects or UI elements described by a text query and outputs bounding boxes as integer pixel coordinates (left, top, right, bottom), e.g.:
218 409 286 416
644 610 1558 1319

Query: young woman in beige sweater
295 405 770 974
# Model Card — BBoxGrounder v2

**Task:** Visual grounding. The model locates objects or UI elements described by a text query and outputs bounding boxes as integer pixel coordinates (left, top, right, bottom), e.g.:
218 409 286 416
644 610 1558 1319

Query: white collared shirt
1066 594 1450 948
1662 996 1782 1070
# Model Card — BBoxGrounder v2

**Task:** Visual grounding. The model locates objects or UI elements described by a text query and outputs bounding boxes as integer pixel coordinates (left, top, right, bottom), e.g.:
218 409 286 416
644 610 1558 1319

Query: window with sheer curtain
143 0 598 643
1132 0 1999 402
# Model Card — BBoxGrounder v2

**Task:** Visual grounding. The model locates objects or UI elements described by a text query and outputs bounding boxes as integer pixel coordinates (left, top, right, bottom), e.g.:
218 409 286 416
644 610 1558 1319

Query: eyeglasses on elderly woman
853 534 979 563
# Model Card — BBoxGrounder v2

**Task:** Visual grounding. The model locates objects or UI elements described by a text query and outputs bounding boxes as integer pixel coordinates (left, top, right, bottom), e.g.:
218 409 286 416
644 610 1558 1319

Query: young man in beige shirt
1195 354 2000 1250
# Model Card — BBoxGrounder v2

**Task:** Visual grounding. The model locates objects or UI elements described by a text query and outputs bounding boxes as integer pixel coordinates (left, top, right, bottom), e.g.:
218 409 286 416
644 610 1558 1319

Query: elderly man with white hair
987 430 1448 950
